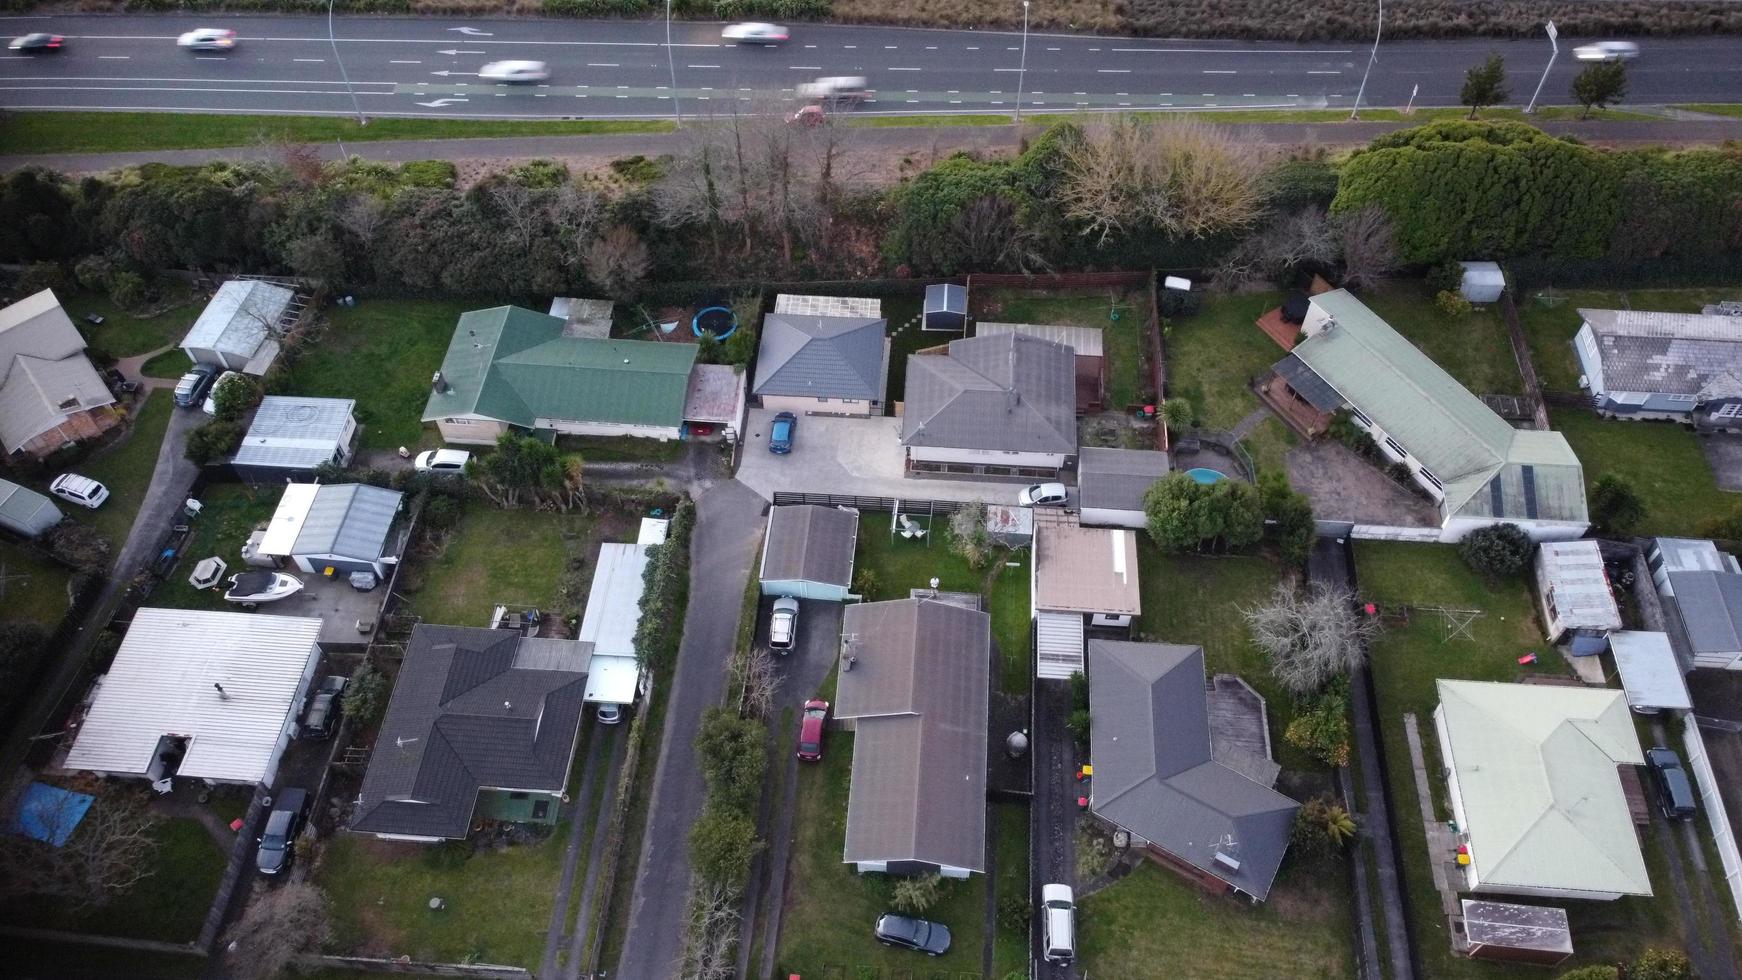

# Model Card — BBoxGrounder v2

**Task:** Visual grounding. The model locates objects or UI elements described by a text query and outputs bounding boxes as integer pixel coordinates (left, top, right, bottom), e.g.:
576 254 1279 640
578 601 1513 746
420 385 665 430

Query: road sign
1545 20 1557 41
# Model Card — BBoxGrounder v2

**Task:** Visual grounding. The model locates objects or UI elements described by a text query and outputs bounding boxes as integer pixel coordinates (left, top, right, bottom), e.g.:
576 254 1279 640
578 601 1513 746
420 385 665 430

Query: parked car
769 412 797 455
177 28 237 50
796 76 872 105
255 788 308 876
302 675 348 739
1041 883 1076 963
1645 746 1697 820
1574 40 1639 62
769 596 800 652
1018 482 1069 507
49 473 109 509
414 448 472 473
597 703 625 725
479 60 550 83
722 22 788 44
874 913 951 956
173 363 221 408
797 699 829 762
202 370 243 416
9 33 65 52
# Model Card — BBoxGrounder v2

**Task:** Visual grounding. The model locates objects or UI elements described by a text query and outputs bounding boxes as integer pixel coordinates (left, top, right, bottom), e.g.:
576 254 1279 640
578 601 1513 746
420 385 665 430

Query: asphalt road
2 13 1742 121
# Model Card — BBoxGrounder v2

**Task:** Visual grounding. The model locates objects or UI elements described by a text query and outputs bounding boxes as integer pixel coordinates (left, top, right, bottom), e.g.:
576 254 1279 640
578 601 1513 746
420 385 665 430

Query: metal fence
771 492 963 515
1680 714 1742 923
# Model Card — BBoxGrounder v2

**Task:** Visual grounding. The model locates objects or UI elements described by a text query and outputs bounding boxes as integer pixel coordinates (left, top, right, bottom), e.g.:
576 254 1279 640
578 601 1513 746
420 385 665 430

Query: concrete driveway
1285 441 1438 528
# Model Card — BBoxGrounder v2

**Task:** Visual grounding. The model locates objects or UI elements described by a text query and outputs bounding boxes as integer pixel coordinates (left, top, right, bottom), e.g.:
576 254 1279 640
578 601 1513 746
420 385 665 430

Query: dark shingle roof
1078 447 1171 513
760 505 860 588
901 333 1076 454
752 313 887 402
352 625 588 839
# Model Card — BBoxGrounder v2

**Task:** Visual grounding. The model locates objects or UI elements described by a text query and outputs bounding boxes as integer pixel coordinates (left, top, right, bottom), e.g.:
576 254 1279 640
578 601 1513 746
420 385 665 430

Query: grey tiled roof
1666 571 1742 654
901 333 1076 454
753 313 888 402
293 484 402 561
1088 640 1299 900
1078 447 1170 513
761 505 859 588
352 625 589 839
1580 308 1742 398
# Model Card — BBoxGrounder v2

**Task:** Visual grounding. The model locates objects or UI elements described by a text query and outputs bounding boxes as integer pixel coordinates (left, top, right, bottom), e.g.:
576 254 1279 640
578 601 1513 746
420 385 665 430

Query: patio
1284 441 1439 528
256 570 395 649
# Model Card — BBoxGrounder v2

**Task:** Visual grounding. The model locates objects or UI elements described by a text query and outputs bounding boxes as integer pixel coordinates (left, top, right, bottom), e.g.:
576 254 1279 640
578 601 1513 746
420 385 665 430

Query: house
64 608 323 789
901 333 1077 480
1271 289 1588 542
1433 680 1652 901
1533 540 1620 649
1087 640 1299 902
974 322 1106 412
1608 631 1692 714
578 540 654 715
1032 512 1141 679
0 289 119 459
351 624 590 841
1077 447 1170 529
0 478 62 538
230 396 358 483
422 306 697 446
752 312 889 416
255 483 405 580
1573 308 1742 429
836 598 989 877
181 280 295 376
923 283 967 332
1648 538 1742 670
759 504 860 600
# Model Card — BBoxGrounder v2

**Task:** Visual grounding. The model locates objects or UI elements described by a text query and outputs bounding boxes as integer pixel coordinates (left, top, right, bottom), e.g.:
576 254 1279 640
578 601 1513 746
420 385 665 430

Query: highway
1 14 1741 120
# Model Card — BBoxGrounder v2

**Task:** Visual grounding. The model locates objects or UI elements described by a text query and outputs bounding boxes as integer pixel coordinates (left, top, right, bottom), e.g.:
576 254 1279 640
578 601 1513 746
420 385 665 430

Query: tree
1259 471 1315 568
345 657 390 725
1332 205 1401 289
1058 115 1268 245
0 794 162 909
1589 473 1645 535
1572 61 1627 119
891 874 944 913
1210 207 1338 291
1243 583 1379 697
1460 54 1509 118
694 707 767 814
210 372 260 423
732 647 778 720
1143 472 1264 554
469 432 570 510
221 881 331 980
1458 523 1533 580
688 803 764 887
1628 948 1693 980
184 419 245 465
583 224 651 300
44 521 111 573
680 878 742 980
1553 968 1618 980
948 500 995 569
0 622 48 698
1290 797 1357 857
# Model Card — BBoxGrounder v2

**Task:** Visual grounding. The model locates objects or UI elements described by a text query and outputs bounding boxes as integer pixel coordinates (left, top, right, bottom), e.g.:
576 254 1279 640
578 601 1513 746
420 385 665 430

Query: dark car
301 675 348 739
255 788 309 876
874 913 951 956
797 699 829 762
769 412 796 455
10 33 65 52
1645 746 1697 820
173 363 221 408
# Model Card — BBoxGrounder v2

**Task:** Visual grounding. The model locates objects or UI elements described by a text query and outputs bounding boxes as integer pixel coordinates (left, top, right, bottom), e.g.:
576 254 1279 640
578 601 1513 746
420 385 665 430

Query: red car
797 699 829 762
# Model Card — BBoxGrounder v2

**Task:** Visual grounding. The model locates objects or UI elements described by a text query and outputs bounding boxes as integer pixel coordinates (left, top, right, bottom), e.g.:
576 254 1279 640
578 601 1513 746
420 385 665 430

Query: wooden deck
1256 371 1331 439
1255 307 1299 351
1620 764 1651 827
1207 674 1281 787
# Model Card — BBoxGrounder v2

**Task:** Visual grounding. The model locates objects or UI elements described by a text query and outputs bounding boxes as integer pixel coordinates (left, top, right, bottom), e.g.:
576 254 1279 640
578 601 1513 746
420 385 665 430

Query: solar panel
1521 465 1539 520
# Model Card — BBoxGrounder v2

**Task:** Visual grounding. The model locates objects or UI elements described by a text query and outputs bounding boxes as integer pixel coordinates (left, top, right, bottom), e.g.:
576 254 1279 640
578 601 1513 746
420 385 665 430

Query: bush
1434 289 1473 318
1426 259 1465 294
0 622 50 705
852 566 881 599
209 372 260 422
1159 287 1201 319
948 500 996 569
1628 949 1692 980
1259 470 1315 568
1067 708 1092 745
506 159 569 189
421 494 461 533
398 160 457 189
1284 681 1351 767
107 270 150 311
688 803 763 887
346 657 390 725
997 893 1031 932
1589 473 1645 536
1162 399 1194 432
694 707 767 815
74 254 114 292
1290 797 1357 858
1554 968 1619 980
16 261 68 297
184 419 245 465
1458 523 1532 580
1144 472 1264 553
890 874 944 914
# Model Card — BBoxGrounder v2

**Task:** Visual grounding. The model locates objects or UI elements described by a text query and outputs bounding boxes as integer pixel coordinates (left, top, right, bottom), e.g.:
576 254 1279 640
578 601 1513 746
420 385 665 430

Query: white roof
232 396 355 470
1536 540 1621 632
1436 680 1651 897
638 517 670 546
578 542 651 658
774 294 882 319
65 608 322 783
584 653 640 704
257 482 321 556
1609 631 1693 711
183 280 293 357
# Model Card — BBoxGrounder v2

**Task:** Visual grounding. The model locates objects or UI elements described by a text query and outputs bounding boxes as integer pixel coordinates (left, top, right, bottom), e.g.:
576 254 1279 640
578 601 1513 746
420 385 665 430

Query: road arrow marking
429 70 481 76
437 49 485 55
448 27 493 36
415 97 470 107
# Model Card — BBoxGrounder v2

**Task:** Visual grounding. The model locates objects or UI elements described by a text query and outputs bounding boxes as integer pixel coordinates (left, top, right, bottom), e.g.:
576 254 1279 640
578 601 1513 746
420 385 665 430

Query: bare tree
1059 115 1268 244
488 182 544 254
735 647 778 720
0 792 161 909
583 225 652 300
947 195 1049 274
679 877 742 980
948 500 995 569
549 183 605 259
333 193 384 248
1242 583 1381 697
1212 206 1339 291
221 881 332 980
1334 205 1401 290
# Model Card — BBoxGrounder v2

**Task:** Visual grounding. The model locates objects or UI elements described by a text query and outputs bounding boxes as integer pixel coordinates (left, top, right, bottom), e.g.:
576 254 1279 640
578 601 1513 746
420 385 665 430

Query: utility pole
329 0 366 126
1349 0 1381 120
665 0 682 127
1014 0 1031 125
1526 20 1558 114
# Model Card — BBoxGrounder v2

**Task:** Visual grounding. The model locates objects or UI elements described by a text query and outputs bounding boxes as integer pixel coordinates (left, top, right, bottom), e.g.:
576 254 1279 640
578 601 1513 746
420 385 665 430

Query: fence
299 955 529 978
1680 714 1742 923
967 270 1153 290
1496 292 1550 431
771 491 963 515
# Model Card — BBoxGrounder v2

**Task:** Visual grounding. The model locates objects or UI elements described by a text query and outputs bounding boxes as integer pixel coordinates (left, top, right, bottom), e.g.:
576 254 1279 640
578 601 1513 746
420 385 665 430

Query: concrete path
113 344 181 391
538 724 613 980
565 729 630 980
1228 405 1275 443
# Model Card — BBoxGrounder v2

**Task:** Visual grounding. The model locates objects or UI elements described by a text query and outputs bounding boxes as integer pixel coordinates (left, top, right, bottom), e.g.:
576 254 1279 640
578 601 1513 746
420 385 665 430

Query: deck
1256 371 1332 439
1256 307 1300 351
1206 673 1281 787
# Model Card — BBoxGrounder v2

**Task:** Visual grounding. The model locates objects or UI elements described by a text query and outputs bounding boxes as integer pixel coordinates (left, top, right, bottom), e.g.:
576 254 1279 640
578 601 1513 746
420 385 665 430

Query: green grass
141 348 193 380
60 392 174 557
147 484 282 611
772 732 988 976
63 287 203 363
1550 408 1733 537
986 552 1031 697
1165 292 1281 430
1362 283 1523 396
880 293 929 405
556 434 686 464
0 111 673 155
850 114 1015 127
1517 286 1739 393
977 287 1152 409
991 802 1030 980
286 298 477 451
404 504 592 626
1078 854 1354 978
13 941 205 979
1240 415 1298 480
1673 104 1742 118
0 540 75 628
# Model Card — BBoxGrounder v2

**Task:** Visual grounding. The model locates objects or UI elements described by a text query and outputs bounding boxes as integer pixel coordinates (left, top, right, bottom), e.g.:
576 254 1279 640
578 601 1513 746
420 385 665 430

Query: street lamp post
1014 0 1030 124
329 0 366 127
1525 20 1558 114
1348 0 1381 120
665 0 682 127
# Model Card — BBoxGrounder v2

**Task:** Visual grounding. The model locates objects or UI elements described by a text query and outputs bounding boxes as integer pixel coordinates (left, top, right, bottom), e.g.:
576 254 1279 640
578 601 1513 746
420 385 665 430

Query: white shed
1609 631 1693 714
1459 262 1506 304
1533 540 1620 647
0 478 62 538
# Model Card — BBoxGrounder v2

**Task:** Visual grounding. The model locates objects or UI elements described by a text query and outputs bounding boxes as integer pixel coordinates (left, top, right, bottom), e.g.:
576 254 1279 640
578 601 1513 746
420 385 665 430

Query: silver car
769 596 800 652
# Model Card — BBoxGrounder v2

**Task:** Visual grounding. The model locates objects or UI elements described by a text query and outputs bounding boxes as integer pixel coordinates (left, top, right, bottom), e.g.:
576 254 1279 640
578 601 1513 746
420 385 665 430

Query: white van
1042 883 1075 964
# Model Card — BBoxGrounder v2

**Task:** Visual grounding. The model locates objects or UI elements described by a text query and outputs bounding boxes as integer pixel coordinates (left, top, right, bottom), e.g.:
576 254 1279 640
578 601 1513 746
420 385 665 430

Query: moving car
769 596 800 652
1018 482 1069 507
177 28 238 51
415 448 472 473
874 913 951 956
1041 883 1076 964
480 60 550 83
1574 40 1639 62
9 33 65 52
722 22 789 44
223 570 306 608
788 105 828 128
174 363 221 408
255 788 308 876
202 370 243 415
1645 746 1697 820
796 699 828 762
50 474 110 509
302 675 348 740
768 412 797 455
796 76 873 105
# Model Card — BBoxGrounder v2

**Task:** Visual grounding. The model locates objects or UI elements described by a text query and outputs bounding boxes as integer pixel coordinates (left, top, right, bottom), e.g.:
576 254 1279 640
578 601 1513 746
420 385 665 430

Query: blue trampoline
692 306 738 340
8 782 95 847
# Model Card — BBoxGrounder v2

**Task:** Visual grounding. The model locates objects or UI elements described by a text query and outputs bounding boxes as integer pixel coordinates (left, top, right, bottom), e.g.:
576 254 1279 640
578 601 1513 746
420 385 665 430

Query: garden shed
923 283 968 332
1459 900 1572 966
0 478 61 538
1533 540 1620 648
1459 262 1506 304
182 280 294 376
759 504 860 600
230 396 358 483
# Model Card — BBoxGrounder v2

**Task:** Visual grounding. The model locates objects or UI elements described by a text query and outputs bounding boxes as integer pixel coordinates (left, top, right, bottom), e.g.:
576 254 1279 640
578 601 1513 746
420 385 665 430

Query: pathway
1228 405 1276 443
537 725 615 980
1650 718 1741 980
565 730 631 980
113 345 181 391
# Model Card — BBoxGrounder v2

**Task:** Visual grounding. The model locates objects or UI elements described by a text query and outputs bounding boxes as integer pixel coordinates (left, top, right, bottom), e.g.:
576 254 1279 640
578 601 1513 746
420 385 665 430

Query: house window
1383 436 1408 459
1545 587 1558 622
1714 403 1742 420
1419 468 1443 491
840 399 859 405
509 792 529 800
1667 394 1698 403
1351 408 1373 427
532 800 550 820
815 397 830 403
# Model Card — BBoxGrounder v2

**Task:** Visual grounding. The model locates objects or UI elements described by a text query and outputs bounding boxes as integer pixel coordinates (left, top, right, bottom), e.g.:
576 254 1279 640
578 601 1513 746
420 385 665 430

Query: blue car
769 412 797 454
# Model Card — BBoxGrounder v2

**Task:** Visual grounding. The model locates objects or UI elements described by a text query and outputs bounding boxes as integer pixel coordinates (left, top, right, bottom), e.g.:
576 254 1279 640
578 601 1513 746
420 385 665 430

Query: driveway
1285 441 1438 528
1031 678 1078 980
1701 433 1742 493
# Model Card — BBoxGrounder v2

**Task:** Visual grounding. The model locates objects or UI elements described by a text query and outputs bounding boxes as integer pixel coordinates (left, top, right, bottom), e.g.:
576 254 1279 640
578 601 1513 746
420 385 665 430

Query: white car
1574 41 1639 62
177 28 237 51
769 596 799 652
479 60 550 83
795 76 872 104
415 448 472 473
50 473 110 509
1018 482 1069 507
1041 883 1076 964
202 370 244 416
722 22 789 44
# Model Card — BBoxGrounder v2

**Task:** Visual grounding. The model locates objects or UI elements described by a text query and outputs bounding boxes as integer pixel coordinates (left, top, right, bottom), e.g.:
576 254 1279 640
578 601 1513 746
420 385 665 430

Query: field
1517 287 1739 393
0 540 75 628
1550 408 1734 537
978 287 1151 410
402 504 595 626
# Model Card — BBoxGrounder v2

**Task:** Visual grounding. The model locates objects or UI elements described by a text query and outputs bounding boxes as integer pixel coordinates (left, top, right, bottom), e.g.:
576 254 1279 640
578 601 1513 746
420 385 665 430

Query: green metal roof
422 306 696 429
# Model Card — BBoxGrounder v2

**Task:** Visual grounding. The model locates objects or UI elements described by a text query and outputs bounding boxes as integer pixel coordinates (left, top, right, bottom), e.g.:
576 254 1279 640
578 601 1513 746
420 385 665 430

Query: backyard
0 540 75 627
1360 284 1522 397
1517 287 1740 394
1550 408 1734 537
1165 292 1283 430
63 286 204 366
978 287 1151 409
402 503 602 627
147 483 282 611
44 392 175 557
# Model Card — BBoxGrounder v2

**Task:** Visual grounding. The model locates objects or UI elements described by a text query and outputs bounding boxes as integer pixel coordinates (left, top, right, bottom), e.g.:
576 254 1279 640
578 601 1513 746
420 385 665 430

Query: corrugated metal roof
1273 353 1343 412
64 608 322 783
1034 518 1141 616
578 543 651 658
1654 537 1733 574
1609 631 1692 711
293 484 402 560
1577 306 1742 397
1665 570 1742 654
1460 900 1572 955
232 396 355 470
182 280 292 357
974 322 1104 358
1078 447 1170 513
774 294 882 318
1535 540 1621 632
1035 611 1085 679
901 333 1077 454
760 505 859 589
753 313 888 401
1435 680 1650 896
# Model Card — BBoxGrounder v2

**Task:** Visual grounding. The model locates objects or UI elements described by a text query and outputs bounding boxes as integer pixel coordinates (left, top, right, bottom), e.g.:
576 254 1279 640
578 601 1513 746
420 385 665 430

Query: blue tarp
7 782 95 847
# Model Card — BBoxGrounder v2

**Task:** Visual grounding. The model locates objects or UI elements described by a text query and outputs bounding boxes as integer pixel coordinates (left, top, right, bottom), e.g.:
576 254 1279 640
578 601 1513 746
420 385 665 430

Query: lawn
0 540 75 628
1674 104 1742 118
556 434 687 464
1361 283 1522 396
772 732 989 977
1550 408 1734 537
880 292 930 405
1517 287 1739 393
978 287 1152 410
286 298 476 452
1077 853 1355 978
1240 415 1298 480
403 504 593 626
1164 292 1281 430
60 392 174 557
990 802 1030 980
146 483 282 611
142 348 194 380
62 287 204 363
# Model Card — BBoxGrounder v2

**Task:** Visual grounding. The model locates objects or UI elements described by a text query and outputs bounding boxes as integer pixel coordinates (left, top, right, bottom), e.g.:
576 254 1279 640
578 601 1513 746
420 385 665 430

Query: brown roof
760 505 859 588
1033 515 1141 616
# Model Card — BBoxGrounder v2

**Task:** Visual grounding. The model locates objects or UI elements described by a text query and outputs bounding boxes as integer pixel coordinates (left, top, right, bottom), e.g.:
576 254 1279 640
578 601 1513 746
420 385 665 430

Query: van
1041 883 1075 963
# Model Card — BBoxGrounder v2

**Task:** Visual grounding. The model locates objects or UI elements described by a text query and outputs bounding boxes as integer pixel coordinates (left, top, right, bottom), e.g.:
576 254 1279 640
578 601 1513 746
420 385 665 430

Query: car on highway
769 596 800 652
722 22 789 44
480 60 550 83
796 699 829 762
1018 482 1069 507
254 788 308 876
768 411 797 454
1574 40 1639 62
874 913 951 956
177 28 238 51
788 105 829 127
414 448 471 473
796 76 873 106
9 33 65 53
50 473 109 510
174 363 221 408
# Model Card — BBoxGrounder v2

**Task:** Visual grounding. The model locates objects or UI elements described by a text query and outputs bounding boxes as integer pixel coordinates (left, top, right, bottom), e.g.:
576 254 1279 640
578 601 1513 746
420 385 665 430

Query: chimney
431 370 448 395
213 683 229 699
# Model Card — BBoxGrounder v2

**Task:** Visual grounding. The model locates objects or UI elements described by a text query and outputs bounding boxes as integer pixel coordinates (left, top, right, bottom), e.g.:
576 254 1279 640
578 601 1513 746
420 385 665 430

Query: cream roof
1033 516 1141 616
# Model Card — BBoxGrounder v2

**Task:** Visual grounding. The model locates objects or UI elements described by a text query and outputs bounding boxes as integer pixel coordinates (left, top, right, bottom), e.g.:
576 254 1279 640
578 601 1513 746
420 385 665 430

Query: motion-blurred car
796 699 828 762
722 22 789 44
50 473 109 509
796 76 872 105
177 28 238 51
9 33 65 53
1574 40 1639 62
480 60 550 83
788 105 828 127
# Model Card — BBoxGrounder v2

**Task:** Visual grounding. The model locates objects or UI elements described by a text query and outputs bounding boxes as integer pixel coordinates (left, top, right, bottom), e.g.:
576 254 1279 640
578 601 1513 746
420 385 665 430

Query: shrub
346 658 390 725
1589 473 1646 536
694 707 767 815
506 159 569 189
1427 260 1466 295
1554 968 1619 980
1290 797 1357 857
1284 681 1351 767
998 893 1031 931
1458 523 1532 580
16 261 68 297
1143 472 1264 553
184 419 245 465
1628 948 1692 980
209 372 261 422
107 270 150 311
852 566 881 599
1162 399 1194 432
688 803 763 887
398 160 457 189
74 254 114 292
608 154 663 184
1067 708 1092 746
1434 289 1473 317
1259 470 1315 568
421 494 461 532
890 874 944 913
1159 287 1202 319
0 623 49 705
948 500 996 569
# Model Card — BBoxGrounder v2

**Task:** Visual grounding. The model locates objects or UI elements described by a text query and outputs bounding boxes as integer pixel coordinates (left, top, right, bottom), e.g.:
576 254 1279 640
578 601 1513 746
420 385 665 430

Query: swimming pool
1186 467 1227 485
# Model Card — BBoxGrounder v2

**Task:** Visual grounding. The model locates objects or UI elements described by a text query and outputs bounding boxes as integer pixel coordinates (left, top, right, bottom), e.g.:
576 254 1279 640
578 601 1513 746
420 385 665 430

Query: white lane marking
926 45 937 49
98 55 129 60
65 33 721 47
1047 46 1060 51
843 44 856 49
294 58 325 62
966 46 979 50
587 62 620 67
195 56 226 60
429 70 478 76
1111 46 1350 54
436 48 483 54
1006 46 1019 50
993 67 1023 72
1202 92 1215 96
1203 69 1236 74
884 45 897 49
790 65 821 69
390 59 421 64
804 44 817 48
888 66 920 71
448 27 492 35
1287 93 1300 97
687 63 719 68
1089 47 1101 52
1307 70 1341 74
1243 92 1256 97
1097 69 1130 73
